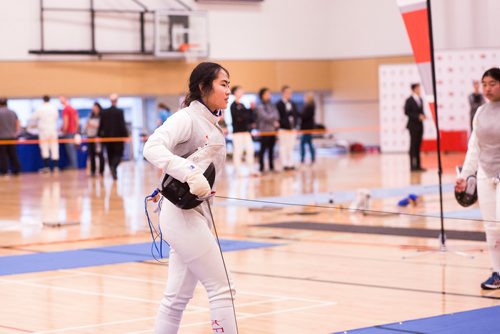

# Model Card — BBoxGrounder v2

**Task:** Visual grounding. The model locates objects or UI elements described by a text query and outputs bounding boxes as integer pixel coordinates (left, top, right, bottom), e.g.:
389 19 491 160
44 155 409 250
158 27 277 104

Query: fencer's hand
455 178 466 192
186 171 212 198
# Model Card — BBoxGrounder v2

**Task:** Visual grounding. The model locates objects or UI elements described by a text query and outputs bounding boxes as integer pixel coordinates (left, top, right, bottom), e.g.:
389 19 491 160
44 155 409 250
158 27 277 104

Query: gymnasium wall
0 60 336 98
0 0 412 61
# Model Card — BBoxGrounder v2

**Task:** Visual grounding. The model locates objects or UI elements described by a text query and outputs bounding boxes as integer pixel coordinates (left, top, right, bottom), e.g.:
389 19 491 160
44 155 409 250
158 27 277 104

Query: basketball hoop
154 10 209 60
179 43 200 63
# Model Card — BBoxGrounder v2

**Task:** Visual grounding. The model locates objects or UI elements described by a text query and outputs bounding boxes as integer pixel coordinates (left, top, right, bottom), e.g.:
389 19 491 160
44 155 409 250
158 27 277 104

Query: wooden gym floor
0 151 498 333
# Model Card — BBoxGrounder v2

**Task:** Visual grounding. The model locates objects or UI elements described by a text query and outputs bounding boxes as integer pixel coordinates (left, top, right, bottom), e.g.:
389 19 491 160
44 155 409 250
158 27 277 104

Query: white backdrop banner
379 48 500 153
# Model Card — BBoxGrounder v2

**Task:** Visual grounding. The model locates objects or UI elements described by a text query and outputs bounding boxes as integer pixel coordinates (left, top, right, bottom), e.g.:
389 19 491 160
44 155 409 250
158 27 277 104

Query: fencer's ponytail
182 62 229 108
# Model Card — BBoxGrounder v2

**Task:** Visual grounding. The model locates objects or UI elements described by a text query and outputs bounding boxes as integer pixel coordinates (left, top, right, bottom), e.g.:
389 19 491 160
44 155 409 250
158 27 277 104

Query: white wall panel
1 1 500 60
379 48 500 153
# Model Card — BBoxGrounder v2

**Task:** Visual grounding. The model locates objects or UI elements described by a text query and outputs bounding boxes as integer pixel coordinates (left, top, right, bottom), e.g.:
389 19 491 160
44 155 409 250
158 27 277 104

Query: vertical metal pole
90 0 96 52
140 12 145 53
426 0 446 249
40 0 44 51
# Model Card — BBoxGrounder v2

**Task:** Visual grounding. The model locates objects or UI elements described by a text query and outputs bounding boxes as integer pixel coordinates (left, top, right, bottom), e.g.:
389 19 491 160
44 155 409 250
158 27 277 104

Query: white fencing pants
232 132 255 175
278 129 296 168
477 168 500 273
39 132 59 160
155 201 237 334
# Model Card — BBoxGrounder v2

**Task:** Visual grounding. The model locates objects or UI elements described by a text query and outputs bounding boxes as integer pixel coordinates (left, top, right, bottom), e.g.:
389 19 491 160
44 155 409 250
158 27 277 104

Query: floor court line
179 302 338 328
0 279 162 305
0 323 34 333
126 301 338 334
32 316 157 334
34 305 247 334
269 247 490 271
5 270 317 332
31 295 316 334
9 272 88 283
63 269 332 305
63 268 170 285
11 270 336 333
233 270 500 301
239 289 337 304
237 301 337 320
32 307 221 334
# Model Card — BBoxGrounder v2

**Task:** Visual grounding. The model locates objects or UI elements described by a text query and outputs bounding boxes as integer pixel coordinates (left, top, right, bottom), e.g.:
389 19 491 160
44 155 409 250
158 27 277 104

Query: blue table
16 142 88 172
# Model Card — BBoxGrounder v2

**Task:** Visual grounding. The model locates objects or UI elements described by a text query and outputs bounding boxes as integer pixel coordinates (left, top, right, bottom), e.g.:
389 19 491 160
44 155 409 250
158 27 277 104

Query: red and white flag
397 0 436 123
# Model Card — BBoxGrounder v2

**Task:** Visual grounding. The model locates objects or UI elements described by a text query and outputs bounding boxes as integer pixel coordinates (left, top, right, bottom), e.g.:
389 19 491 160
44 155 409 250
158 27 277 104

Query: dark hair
410 83 420 91
42 95 50 102
281 85 290 92
92 102 102 116
0 97 7 106
158 102 170 110
258 87 269 101
182 62 229 108
230 85 241 95
482 67 500 82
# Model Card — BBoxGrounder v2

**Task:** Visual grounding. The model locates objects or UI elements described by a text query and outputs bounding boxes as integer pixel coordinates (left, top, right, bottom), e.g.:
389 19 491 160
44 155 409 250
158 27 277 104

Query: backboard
154 10 209 59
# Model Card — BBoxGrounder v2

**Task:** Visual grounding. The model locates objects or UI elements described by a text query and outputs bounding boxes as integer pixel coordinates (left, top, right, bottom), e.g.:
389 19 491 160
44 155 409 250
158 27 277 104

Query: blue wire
144 188 169 263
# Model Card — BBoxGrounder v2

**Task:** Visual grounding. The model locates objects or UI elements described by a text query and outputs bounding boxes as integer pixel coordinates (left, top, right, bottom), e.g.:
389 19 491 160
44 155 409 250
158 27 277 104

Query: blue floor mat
334 305 500 334
0 240 278 276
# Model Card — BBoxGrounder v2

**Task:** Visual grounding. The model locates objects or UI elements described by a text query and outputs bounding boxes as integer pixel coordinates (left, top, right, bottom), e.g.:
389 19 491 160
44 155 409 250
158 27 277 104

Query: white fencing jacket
144 100 226 190
462 102 500 179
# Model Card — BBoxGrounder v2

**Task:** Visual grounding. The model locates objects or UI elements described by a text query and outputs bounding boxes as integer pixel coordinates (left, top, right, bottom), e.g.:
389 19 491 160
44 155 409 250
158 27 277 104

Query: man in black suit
98 94 128 180
404 83 426 172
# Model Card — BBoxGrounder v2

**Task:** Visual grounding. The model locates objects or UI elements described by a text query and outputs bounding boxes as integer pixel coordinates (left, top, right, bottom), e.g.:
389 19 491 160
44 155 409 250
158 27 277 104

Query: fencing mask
455 166 478 207
160 163 216 210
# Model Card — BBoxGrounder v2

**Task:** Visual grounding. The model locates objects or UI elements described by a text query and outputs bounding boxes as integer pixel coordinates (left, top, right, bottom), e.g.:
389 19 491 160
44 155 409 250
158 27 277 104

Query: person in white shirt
143 62 237 334
230 85 258 177
456 67 500 290
276 85 299 171
30 95 59 173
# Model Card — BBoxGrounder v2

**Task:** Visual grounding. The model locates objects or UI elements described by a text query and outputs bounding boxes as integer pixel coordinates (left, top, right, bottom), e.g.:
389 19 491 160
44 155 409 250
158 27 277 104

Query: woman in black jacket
300 92 316 164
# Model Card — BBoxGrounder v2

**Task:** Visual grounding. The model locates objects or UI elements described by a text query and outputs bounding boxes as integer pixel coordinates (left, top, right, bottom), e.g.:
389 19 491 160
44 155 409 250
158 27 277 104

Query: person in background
98 94 128 180
230 85 258 177
0 98 21 176
468 80 486 131
276 85 299 171
84 102 104 177
157 103 172 128
300 92 316 165
404 83 426 172
30 95 59 173
255 87 279 173
218 110 229 137
60 96 79 169
456 67 500 290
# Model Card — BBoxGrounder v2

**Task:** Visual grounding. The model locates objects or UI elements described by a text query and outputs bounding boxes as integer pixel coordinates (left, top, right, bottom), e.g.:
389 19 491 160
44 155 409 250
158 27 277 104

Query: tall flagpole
396 0 459 255
425 0 446 249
